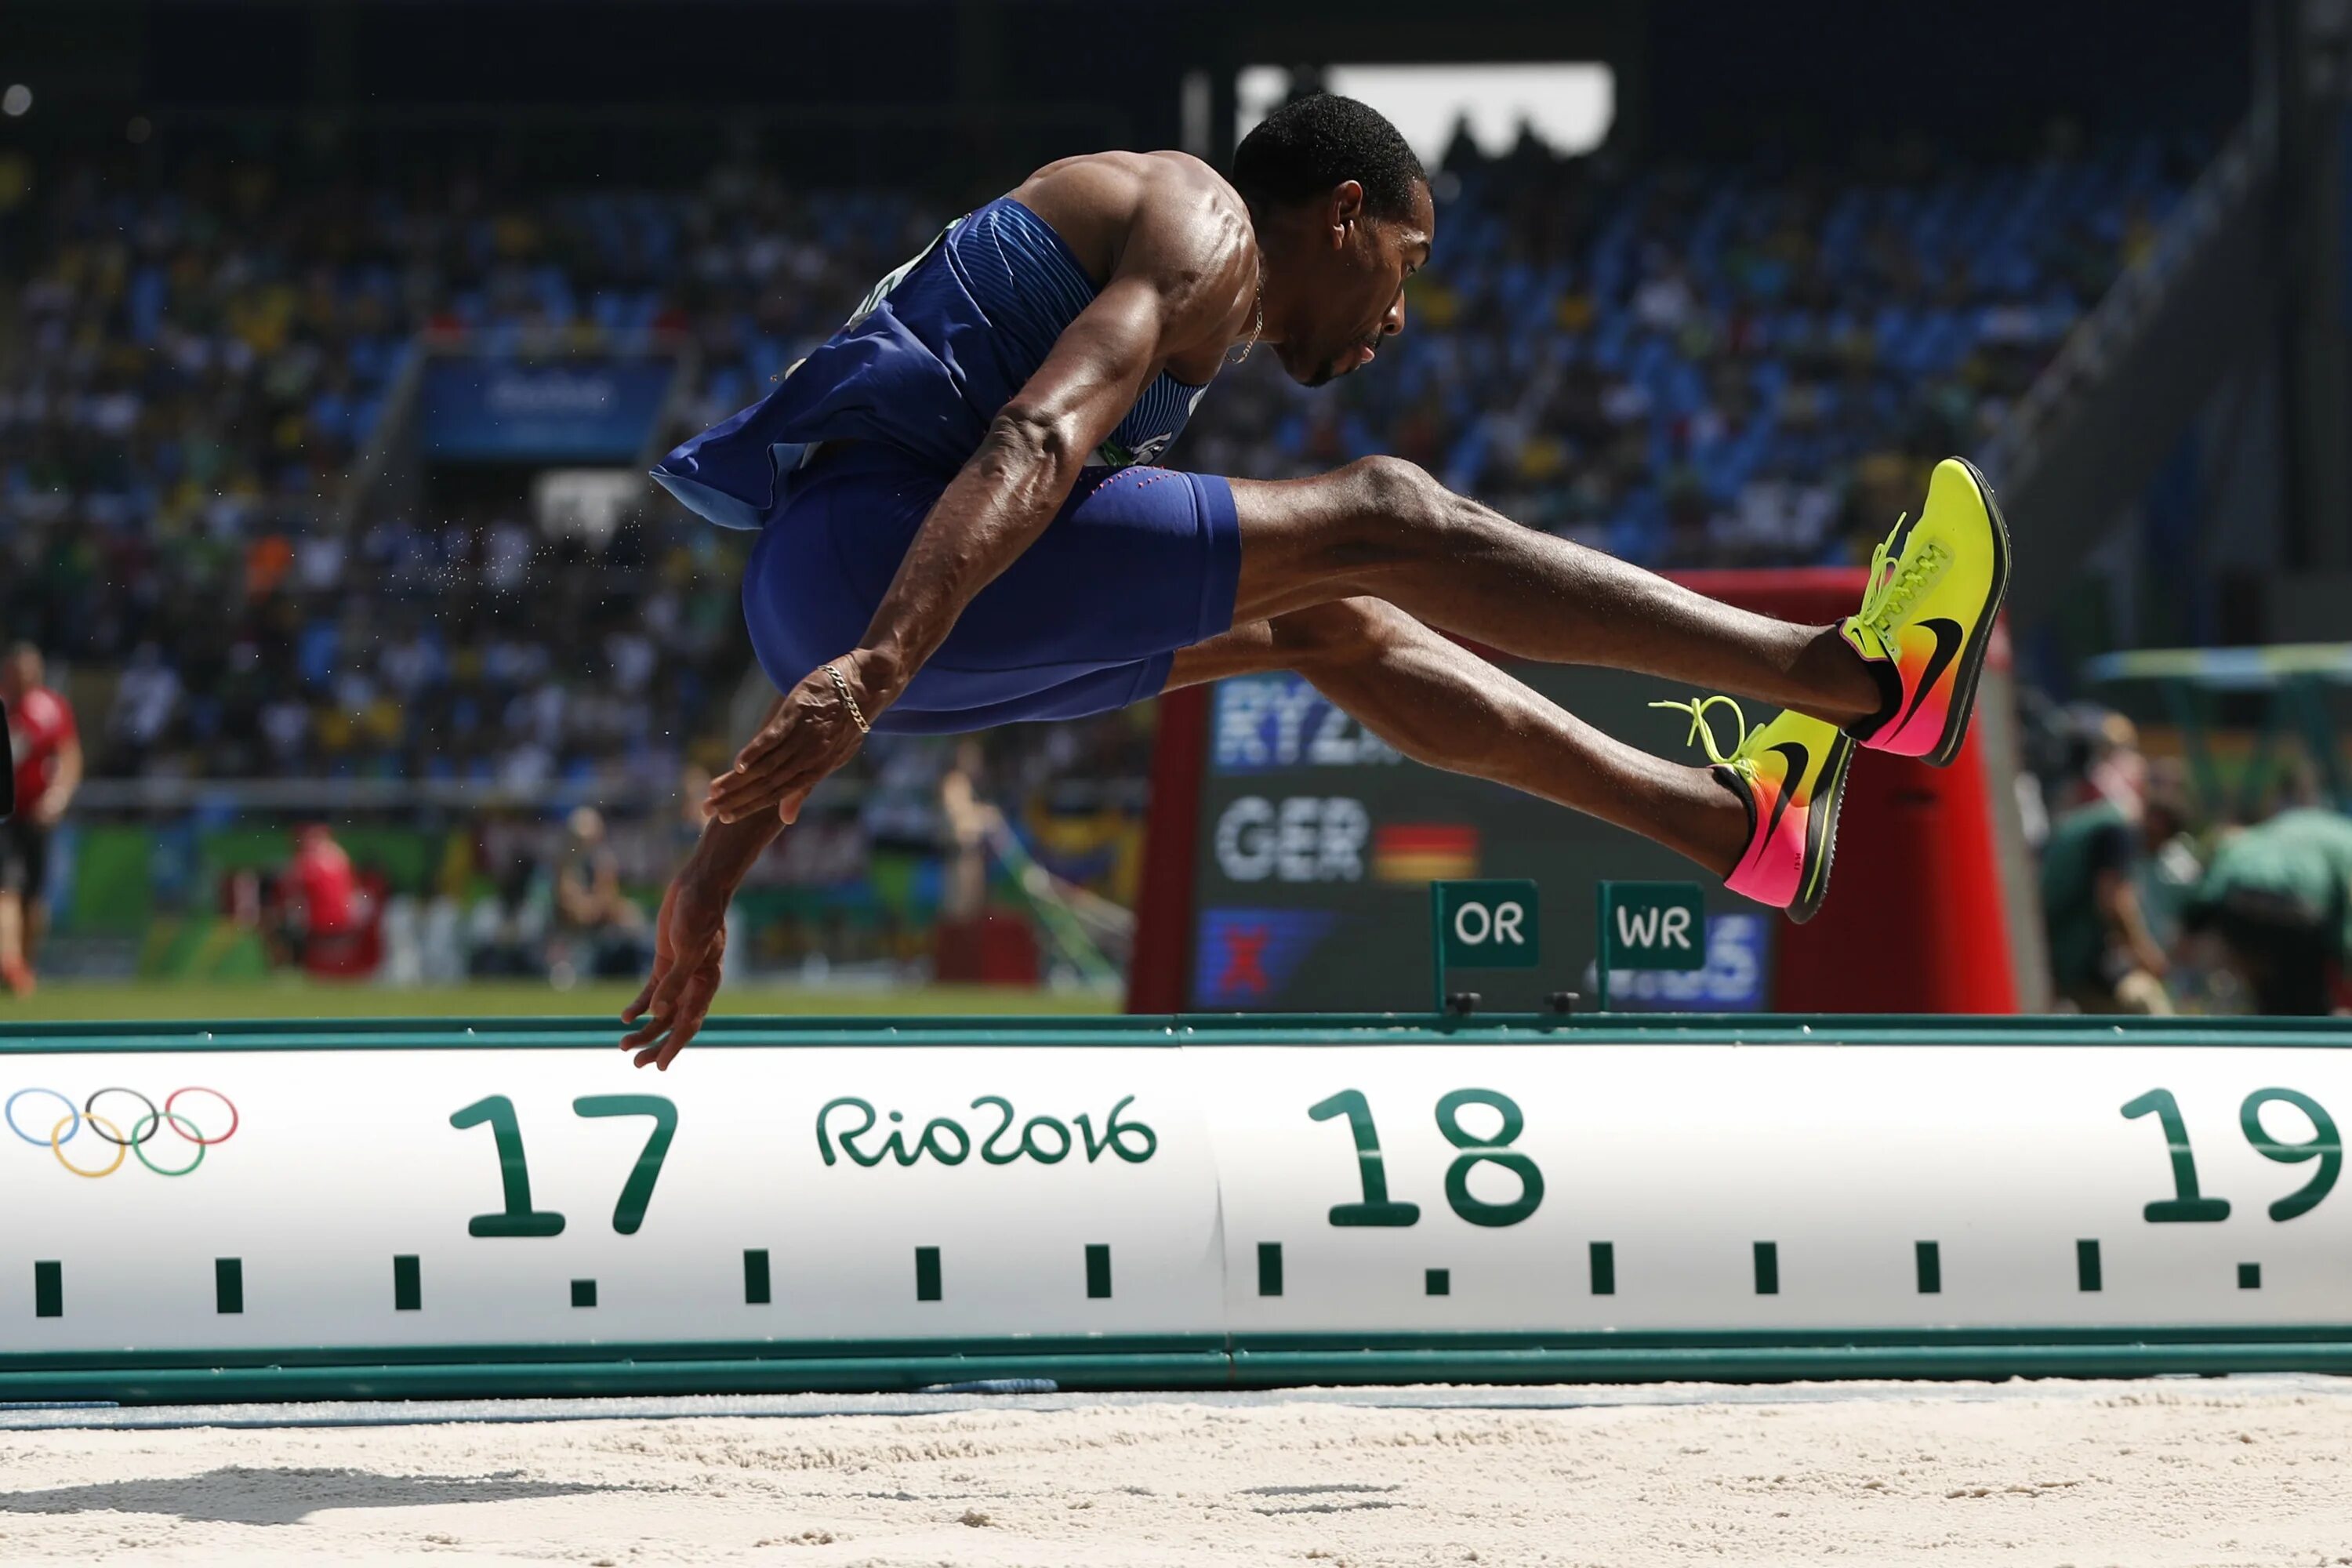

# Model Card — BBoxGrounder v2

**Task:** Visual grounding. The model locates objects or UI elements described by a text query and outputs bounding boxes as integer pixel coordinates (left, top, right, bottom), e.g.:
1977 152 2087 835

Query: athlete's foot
0 957 34 998
1841 456 2012 767
1656 695 1854 924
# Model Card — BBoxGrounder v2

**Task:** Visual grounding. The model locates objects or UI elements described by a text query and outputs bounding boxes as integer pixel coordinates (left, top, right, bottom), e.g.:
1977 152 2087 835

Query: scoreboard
1171 662 1773 1014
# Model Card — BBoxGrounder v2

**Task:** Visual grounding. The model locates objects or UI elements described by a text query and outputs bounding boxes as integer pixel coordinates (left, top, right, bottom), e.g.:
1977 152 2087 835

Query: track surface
2 1377 2347 1566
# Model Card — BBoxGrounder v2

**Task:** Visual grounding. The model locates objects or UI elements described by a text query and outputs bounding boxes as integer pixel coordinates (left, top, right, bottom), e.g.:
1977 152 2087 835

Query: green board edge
1 1012 2348 1052
9 1332 2352 1404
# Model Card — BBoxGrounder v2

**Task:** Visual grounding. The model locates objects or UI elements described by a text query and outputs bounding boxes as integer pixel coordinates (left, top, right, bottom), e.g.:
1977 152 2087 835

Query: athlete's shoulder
1014 151 1247 264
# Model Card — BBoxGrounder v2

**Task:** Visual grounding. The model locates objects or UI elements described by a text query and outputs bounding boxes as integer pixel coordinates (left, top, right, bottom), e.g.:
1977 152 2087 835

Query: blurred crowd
1193 123 2190 569
2027 702 2352 1017
0 125 2190 792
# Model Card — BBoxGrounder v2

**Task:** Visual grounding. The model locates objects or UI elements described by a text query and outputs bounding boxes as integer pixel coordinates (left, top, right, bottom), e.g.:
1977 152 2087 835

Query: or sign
1429 878 1538 1011
1595 881 1704 1010
1432 880 1539 970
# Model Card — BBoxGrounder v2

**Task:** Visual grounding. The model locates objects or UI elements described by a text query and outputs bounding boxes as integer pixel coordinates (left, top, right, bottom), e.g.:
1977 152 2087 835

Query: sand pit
2 1378 2349 1566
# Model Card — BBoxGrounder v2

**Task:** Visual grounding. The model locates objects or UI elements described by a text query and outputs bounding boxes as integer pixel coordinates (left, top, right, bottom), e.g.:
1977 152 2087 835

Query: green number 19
2122 1086 2342 1224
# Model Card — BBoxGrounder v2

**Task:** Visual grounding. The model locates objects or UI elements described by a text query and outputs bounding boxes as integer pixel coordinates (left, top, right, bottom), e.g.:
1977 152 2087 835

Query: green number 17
451 1094 679 1237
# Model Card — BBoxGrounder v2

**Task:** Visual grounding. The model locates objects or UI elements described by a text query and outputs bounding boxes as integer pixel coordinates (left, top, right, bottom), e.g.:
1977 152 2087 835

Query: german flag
1373 823 1479 884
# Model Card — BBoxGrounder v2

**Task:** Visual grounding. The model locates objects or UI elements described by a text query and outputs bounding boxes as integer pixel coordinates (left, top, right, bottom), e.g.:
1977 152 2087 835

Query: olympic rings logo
5 1087 240 1178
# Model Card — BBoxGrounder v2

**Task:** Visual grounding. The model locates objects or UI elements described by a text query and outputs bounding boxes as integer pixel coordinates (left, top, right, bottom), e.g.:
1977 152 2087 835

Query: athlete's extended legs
1228 456 1884 727
1203 455 2010 919
1167 599 1751 877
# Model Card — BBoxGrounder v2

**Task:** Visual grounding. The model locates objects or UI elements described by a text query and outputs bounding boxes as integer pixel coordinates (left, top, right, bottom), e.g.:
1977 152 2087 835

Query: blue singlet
652 196 1241 732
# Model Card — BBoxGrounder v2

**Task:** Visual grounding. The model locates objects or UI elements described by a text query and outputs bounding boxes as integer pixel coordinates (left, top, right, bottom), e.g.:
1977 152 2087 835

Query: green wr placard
1431 879 1541 971
1597 880 1708 973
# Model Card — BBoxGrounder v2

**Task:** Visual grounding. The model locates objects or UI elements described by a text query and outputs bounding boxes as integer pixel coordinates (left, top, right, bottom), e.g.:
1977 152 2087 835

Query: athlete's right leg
1226 456 1883 724
1169 597 1857 919
1168 599 1752 877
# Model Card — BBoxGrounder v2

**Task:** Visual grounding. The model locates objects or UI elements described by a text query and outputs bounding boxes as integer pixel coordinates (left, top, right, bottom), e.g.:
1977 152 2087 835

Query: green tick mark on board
2077 1240 2103 1292
2239 1262 2262 1290
1588 1241 1615 1296
1915 1241 1942 1294
1085 1244 1112 1300
393 1255 421 1312
571 1279 597 1308
1258 1243 1284 1297
216 1258 243 1315
1425 1269 1450 1297
33 1261 60 1319
915 1247 942 1302
1752 1242 1779 1296
744 1249 772 1305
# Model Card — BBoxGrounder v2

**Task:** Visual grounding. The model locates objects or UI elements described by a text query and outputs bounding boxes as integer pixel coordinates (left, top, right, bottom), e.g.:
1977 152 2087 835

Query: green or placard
1432 880 1540 968
1595 880 1706 1011
1428 879 1540 1012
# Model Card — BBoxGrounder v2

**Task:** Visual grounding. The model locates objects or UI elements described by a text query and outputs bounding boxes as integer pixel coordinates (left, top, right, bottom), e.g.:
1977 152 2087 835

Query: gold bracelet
824 663 871 735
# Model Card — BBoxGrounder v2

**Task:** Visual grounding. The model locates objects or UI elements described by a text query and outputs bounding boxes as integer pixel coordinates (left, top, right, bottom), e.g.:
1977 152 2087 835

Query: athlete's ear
1329 180 1366 245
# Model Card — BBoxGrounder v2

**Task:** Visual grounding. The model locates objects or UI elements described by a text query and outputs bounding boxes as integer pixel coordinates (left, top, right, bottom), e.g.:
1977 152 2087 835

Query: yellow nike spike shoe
1842 457 2012 768
1654 695 1854 924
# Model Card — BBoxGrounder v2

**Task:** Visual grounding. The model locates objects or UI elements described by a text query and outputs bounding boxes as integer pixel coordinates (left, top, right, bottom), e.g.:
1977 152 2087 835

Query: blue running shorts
742 443 1242 735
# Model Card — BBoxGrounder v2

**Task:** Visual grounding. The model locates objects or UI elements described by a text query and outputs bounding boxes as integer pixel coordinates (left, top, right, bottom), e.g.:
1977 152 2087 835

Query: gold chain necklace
1228 271 1264 365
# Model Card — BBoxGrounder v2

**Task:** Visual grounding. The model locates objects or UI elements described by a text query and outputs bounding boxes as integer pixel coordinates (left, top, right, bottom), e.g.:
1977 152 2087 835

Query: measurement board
3 1014 2350 1401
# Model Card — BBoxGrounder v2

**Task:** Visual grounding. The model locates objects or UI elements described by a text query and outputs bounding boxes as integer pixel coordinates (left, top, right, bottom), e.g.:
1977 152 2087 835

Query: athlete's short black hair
1232 93 1427 222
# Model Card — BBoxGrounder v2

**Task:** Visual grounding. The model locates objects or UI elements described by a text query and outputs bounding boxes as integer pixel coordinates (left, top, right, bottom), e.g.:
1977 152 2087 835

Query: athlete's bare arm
703 154 1258 829
623 156 1255 1067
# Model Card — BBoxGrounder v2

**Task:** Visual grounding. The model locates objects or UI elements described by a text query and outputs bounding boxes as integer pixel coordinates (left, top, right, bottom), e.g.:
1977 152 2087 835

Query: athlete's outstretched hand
706 652 884 827
619 874 728 1070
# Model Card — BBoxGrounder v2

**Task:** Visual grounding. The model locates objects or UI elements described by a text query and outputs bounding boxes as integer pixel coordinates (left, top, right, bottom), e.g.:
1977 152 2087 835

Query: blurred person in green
2040 711 2187 1014
2180 806 2352 1015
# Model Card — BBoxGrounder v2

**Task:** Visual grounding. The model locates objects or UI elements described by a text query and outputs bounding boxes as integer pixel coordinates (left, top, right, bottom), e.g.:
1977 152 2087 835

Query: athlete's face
1274 178 1434 389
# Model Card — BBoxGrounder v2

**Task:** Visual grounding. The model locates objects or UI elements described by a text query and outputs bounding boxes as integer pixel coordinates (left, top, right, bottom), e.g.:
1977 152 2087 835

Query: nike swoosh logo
1759 741 1811 852
1899 619 1965 732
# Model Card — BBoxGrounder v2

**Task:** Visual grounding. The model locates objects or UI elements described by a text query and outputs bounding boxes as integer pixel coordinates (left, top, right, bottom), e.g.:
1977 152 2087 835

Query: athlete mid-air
624 93 2009 1066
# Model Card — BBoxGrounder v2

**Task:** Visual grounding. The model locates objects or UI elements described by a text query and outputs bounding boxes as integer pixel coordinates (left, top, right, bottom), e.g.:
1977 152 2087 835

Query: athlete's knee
1324 456 1461 569
1269 596 1417 670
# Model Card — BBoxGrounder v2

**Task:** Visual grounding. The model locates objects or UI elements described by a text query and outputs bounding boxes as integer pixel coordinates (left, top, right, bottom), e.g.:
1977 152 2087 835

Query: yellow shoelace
1651 695 1761 779
1853 513 1949 644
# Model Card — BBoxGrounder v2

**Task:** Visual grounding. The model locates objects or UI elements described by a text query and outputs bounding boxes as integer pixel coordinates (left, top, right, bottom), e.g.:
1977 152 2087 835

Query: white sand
4 1380 2350 1566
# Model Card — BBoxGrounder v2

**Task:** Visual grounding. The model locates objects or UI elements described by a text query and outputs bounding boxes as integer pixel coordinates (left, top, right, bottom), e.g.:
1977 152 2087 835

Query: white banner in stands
5 1039 2351 1356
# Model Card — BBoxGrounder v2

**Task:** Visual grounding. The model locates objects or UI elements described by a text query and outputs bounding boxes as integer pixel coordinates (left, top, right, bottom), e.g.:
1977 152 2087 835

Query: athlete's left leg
1224 457 1883 725
1220 455 2011 768
1169 598 1853 918
1170 600 1791 893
